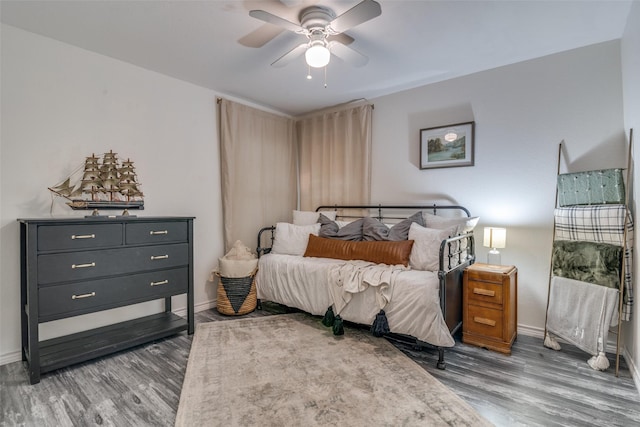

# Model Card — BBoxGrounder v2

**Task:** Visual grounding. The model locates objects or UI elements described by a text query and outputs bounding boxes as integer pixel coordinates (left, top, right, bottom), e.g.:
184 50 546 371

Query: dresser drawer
466 304 504 339
467 280 503 306
38 224 123 251
125 222 188 245
38 267 189 320
38 243 189 285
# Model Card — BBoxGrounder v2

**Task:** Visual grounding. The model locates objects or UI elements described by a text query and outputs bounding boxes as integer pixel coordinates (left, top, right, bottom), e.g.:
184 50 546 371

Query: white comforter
256 253 455 347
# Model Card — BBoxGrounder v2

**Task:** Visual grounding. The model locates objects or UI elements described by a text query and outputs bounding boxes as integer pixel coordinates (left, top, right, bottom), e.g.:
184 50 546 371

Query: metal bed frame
256 204 476 369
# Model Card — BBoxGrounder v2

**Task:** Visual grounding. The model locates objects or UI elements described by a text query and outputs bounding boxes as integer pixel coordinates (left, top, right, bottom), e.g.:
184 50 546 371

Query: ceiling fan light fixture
305 43 330 68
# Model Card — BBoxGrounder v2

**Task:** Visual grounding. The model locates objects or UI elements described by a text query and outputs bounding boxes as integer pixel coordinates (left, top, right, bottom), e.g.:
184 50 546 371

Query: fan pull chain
307 64 312 80
324 66 328 88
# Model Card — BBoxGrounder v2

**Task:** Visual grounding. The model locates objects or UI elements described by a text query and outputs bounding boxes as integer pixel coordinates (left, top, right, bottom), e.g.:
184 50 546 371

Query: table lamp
483 227 506 265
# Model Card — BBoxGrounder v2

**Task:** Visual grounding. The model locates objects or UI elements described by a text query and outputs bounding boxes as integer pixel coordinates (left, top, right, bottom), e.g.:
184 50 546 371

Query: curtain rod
216 97 373 112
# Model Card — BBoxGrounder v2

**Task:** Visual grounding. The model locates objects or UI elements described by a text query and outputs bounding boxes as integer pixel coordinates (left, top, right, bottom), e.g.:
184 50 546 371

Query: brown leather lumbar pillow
303 234 414 266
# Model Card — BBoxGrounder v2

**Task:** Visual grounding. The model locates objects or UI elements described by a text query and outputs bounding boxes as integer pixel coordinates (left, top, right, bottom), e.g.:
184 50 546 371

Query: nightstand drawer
466 304 504 339
463 263 517 354
38 224 123 251
467 280 503 305
38 267 188 320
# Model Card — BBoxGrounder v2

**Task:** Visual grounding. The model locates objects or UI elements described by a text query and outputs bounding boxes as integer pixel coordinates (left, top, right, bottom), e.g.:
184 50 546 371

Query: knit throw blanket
327 260 407 315
554 205 633 320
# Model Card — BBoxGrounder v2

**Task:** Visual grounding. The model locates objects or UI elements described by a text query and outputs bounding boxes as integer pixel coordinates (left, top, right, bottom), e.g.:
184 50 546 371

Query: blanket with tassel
554 205 633 320
546 276 619 369
325 261 407 336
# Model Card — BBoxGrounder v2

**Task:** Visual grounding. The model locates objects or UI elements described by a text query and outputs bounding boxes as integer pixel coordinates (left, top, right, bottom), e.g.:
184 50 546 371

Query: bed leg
437 348 446 370
257 299 262 310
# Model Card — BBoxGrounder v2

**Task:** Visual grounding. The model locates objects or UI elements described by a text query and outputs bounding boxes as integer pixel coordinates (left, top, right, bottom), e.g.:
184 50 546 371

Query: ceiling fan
248 0 382 69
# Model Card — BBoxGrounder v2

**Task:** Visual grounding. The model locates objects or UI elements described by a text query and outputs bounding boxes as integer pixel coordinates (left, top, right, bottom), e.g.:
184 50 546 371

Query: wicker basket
215 270 257 316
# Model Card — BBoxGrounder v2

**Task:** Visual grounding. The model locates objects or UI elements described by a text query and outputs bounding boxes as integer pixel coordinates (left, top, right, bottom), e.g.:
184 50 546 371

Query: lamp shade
483 227 506 249
305 44 330 68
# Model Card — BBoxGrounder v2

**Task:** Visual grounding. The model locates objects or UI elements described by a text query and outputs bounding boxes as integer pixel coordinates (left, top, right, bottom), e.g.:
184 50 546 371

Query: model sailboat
49 150 144 210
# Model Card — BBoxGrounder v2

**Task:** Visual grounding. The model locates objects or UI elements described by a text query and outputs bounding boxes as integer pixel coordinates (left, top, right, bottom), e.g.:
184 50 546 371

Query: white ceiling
1 0 633 116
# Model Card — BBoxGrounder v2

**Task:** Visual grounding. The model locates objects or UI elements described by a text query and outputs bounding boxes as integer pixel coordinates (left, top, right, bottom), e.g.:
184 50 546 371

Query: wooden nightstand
463 263 517 354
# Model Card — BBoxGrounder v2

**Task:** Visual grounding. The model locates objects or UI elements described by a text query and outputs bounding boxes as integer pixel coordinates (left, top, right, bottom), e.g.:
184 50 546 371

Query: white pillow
271 222 321 256
423 213 479 234
409 223 458 271
293 210 337 225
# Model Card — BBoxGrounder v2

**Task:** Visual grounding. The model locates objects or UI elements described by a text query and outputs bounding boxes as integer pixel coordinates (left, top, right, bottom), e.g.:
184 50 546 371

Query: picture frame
420 121 475 169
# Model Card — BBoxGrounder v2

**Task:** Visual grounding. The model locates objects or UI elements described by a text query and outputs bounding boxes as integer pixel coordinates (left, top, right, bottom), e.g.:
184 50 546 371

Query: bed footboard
439 233 475 335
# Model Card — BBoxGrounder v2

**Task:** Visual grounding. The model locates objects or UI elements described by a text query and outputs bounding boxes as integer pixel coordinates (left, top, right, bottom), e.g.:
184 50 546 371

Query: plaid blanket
554 205 633 321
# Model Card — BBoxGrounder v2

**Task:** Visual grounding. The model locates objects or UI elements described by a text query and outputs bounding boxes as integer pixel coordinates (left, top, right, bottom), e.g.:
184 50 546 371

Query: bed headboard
315 204 471 223
258 204 474 265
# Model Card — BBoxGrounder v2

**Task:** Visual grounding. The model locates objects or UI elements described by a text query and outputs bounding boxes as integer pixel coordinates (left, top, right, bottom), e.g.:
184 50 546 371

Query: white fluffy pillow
293 210 337 225
271 222 321 256
423 212 479 234
408 223 458 271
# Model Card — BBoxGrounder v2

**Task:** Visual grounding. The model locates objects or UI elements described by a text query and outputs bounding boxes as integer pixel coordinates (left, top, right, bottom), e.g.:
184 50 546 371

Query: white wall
371 41 627 337
0 25 224 362
1 21 635 374
622 0 640 386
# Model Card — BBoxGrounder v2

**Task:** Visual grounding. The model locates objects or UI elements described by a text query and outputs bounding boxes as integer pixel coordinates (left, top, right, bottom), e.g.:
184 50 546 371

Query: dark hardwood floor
1 303 639 426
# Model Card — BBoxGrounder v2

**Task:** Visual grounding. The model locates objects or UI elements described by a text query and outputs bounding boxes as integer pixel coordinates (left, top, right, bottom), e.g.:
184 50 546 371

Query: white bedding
256 253 455 347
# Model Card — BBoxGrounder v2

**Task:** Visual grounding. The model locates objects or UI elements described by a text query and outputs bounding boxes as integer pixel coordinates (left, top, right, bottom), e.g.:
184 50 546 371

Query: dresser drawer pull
150 280 169 287
71 262 96 269
72 292 96 300
473 288 496 297
150 255 169 260
473 316 496 327
150 230 168 235
71 234 95 240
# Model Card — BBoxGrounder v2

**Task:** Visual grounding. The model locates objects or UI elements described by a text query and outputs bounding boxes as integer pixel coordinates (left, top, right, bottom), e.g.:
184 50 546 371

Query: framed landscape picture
420 121 475 169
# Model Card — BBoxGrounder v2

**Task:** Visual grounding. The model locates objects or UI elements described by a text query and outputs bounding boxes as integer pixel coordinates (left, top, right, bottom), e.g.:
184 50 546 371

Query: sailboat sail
48 150 144 210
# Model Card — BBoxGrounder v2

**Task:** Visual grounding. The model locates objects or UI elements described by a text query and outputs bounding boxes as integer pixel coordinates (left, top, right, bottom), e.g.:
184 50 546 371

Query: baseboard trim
517 321 638 387
2 313 635 396
516 324 544 339
173 299 216 317
0 350 22 366
623 347 640 393
0 299 219 367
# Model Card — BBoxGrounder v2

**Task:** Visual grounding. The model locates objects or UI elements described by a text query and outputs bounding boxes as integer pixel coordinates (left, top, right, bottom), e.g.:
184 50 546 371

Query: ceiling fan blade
327 32 354 46
249 9 304 33
329 41 368 68
238 24 285 48
271 43 308 68
329 0 382 34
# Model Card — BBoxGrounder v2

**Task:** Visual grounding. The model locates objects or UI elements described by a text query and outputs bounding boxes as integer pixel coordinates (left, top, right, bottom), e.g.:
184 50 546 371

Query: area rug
174 313 491 426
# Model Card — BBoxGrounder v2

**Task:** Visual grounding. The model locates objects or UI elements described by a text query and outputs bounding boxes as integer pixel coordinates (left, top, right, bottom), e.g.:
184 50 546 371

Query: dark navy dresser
18 216 194 384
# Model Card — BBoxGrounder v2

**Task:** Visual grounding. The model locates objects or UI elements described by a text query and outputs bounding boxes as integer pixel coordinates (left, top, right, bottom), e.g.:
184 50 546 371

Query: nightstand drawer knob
473 288 495 297
473 316 496 327
150 230 168 235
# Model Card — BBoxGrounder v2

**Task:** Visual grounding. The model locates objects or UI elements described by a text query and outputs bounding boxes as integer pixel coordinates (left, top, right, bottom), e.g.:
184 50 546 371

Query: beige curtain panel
219 99 297 253
297 103 373 211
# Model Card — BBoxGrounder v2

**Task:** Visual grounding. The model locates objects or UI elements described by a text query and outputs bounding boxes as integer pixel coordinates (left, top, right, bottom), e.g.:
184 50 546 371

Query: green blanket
552 240 622 289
